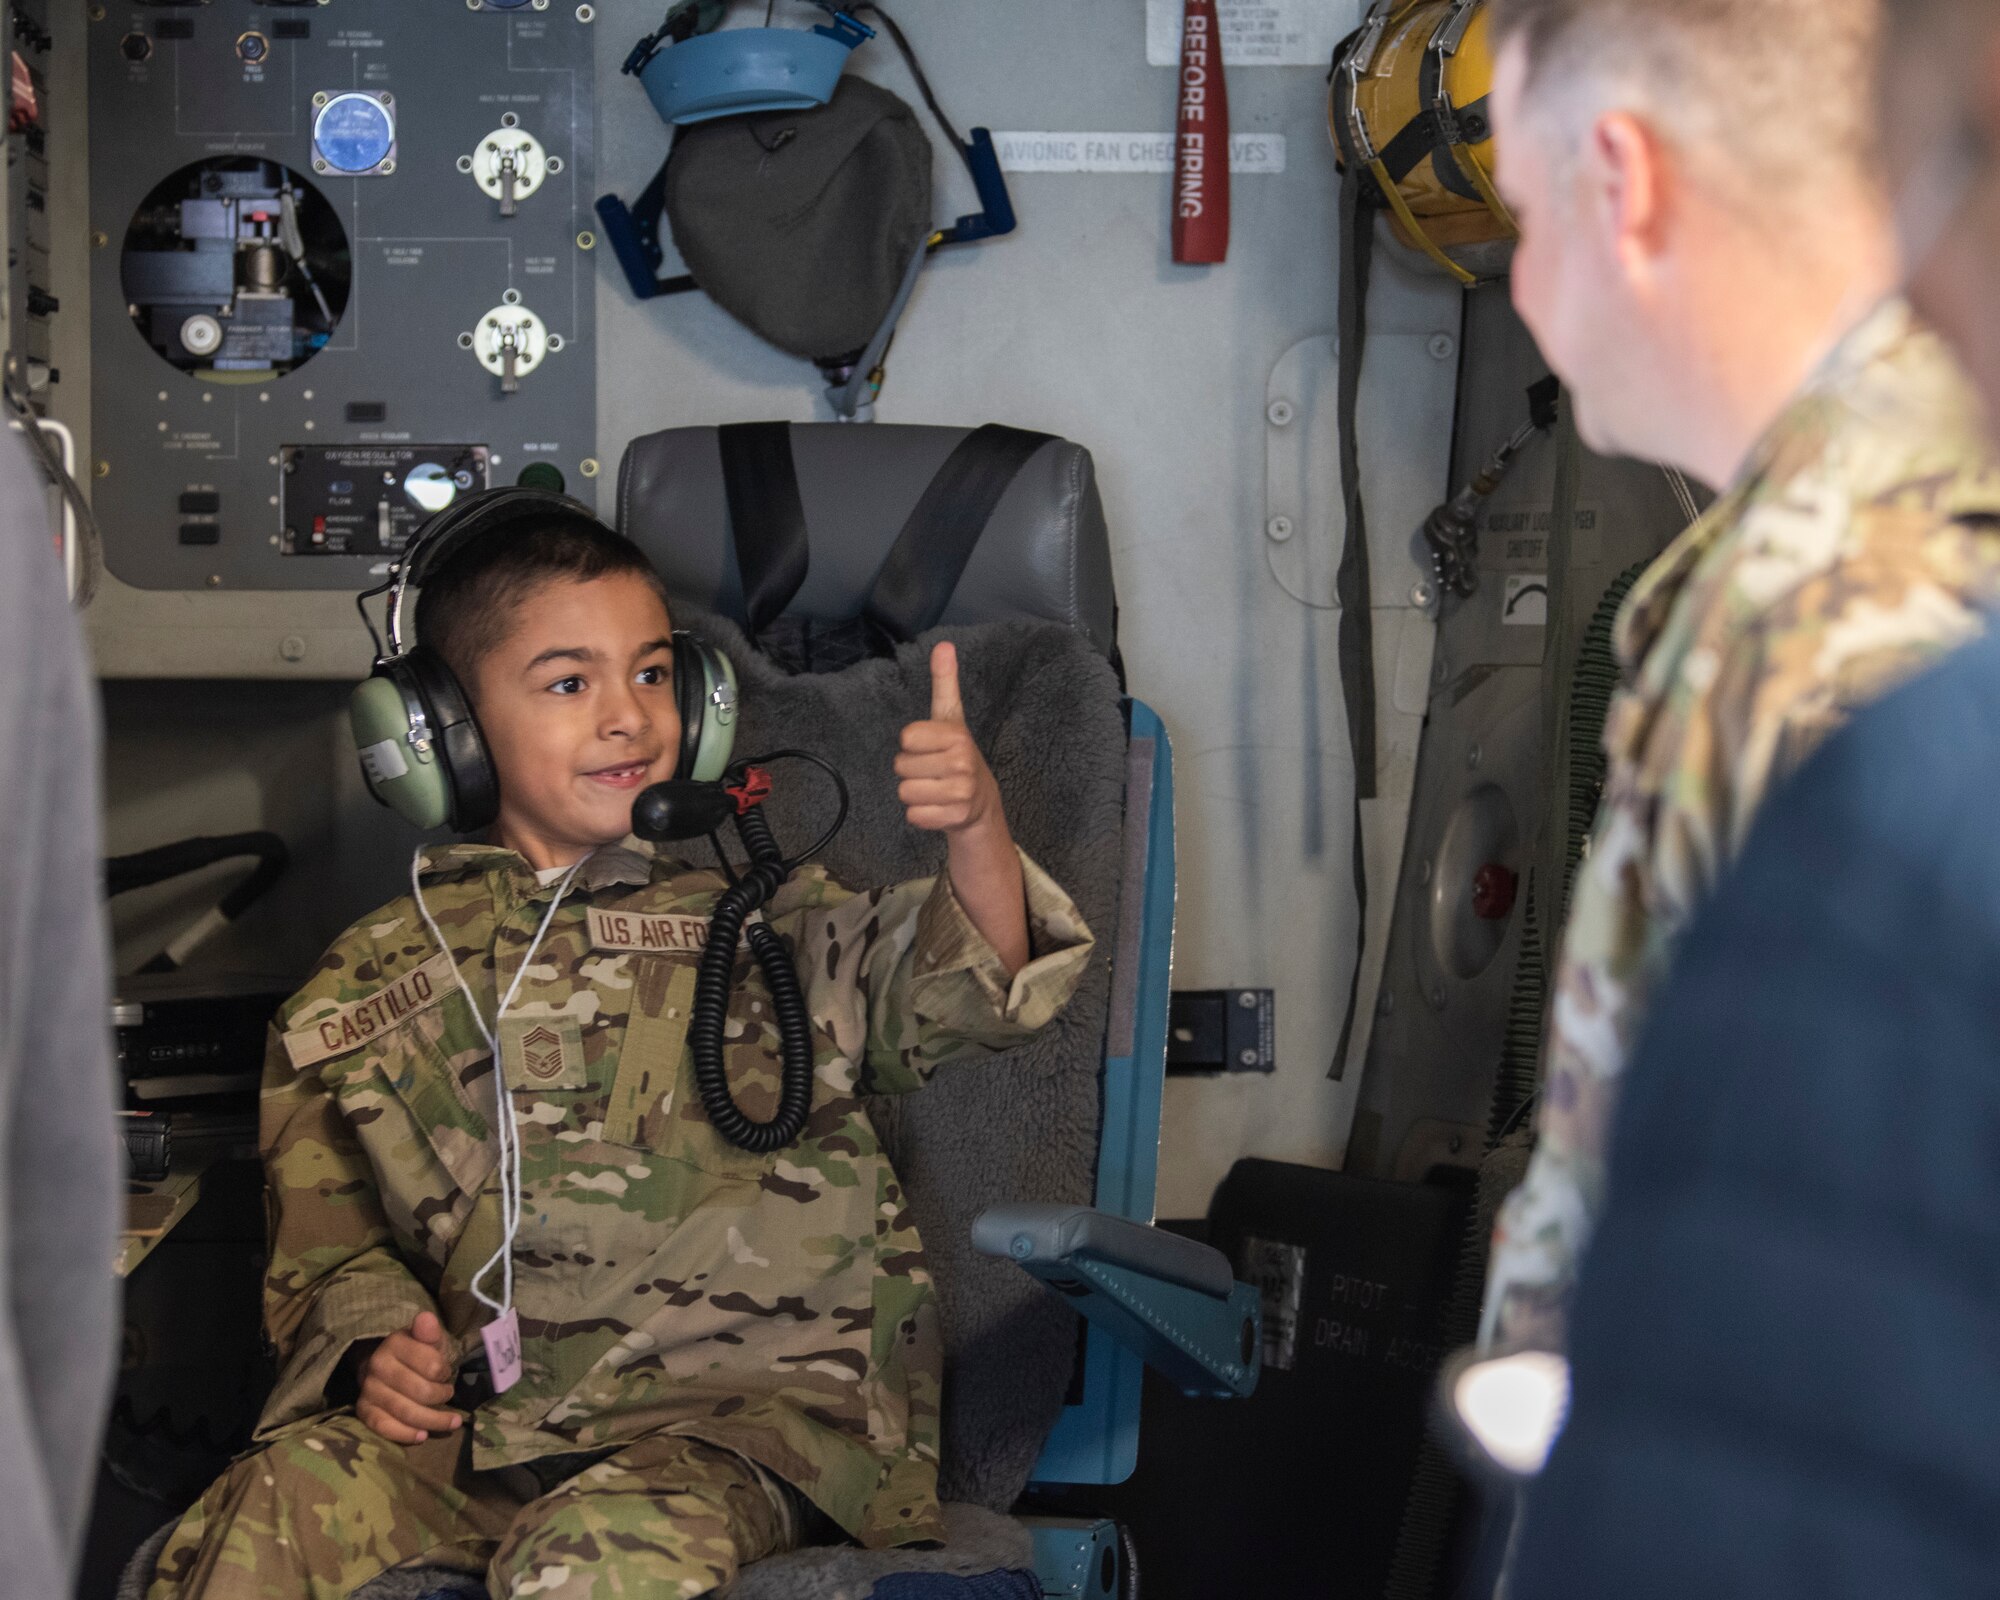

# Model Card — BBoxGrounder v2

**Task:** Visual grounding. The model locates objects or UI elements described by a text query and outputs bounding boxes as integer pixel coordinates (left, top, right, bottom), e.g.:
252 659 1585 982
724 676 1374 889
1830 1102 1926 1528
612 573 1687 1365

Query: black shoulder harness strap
863 424 1056 644
716 421 1055 647
717 421 811 638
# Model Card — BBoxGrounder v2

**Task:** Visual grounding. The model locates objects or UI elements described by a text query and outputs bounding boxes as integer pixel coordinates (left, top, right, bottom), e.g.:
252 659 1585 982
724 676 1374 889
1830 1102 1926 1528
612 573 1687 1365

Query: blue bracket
935 129 1017 247
1001 1249 1260 1401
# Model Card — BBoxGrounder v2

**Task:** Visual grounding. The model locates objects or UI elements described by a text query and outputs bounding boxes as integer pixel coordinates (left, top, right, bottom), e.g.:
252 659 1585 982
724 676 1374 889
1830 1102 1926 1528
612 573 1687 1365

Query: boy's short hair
415 518 671 688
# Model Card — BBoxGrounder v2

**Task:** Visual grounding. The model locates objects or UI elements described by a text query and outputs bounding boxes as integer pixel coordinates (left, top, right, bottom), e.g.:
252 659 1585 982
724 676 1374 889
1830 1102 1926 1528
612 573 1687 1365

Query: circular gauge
404 463 459 516
179 315 223 358
313 93 395 175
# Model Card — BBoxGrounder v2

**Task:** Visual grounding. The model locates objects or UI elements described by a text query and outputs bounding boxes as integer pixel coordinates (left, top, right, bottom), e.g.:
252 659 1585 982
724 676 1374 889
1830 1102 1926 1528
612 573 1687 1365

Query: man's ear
1590 109 1672 274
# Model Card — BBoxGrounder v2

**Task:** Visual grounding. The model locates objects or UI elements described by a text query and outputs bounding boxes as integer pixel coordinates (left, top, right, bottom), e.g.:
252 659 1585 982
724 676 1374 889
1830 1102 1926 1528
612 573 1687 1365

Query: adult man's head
415 520 684 869
1488 0 1897 486
1876 0 2000 430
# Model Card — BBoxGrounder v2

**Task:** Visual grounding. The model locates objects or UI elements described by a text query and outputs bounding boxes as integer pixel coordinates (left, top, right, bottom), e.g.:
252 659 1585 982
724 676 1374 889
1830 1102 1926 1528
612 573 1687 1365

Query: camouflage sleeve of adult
254 1019 442 1436
774 849 1095 1096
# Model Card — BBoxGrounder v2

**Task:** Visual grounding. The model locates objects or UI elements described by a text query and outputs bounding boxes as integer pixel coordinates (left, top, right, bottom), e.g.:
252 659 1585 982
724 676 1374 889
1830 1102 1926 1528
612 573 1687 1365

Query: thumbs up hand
897 643 1002 836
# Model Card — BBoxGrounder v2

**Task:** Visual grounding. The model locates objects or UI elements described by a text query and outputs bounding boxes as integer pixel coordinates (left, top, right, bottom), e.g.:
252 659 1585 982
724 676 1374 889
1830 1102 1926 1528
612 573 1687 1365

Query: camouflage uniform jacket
255 837 1093 1548
1484 298 2000 1351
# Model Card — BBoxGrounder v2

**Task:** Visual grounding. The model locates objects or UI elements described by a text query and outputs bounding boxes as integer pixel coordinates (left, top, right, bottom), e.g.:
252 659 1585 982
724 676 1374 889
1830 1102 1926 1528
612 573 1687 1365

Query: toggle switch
468 302 554 395
463 126 551 219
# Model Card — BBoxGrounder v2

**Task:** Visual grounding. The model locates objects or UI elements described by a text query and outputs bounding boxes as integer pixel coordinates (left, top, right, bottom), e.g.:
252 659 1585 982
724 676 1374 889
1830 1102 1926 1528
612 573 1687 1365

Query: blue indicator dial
314 94 394 175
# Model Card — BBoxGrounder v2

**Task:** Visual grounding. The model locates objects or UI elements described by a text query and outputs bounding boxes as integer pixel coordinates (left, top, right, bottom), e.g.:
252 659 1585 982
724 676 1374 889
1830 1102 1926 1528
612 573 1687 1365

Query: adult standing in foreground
1480 0 2000 1352
1505 9 2000 1590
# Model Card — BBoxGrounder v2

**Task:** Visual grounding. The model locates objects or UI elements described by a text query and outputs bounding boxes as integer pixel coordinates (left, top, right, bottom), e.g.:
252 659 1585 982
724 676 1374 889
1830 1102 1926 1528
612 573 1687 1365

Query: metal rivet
1429 333 1457 361
457 155 475 174
1266 515 1293 542
1237 991 1258 1009
91 231 109 250
206 575 222 589
94 461 110 479
1238 1048 1260 1068
579 458 600 478
576 3 594 19
576 230 596 251
280 636 307 663
1411 580 1437 608
1266 398 1294 427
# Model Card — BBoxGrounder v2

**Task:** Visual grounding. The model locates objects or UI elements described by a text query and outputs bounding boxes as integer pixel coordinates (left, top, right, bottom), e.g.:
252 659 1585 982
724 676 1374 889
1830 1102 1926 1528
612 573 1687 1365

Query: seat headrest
617 422 1117 656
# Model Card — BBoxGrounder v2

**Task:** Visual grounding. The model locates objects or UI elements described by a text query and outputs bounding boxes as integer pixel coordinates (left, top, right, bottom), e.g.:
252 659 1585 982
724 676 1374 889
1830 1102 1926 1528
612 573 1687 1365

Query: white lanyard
410 846 589 1319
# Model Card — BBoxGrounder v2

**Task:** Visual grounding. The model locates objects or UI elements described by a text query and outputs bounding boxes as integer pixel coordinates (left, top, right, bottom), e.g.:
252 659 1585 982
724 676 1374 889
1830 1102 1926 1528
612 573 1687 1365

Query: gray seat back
616 422 1117 656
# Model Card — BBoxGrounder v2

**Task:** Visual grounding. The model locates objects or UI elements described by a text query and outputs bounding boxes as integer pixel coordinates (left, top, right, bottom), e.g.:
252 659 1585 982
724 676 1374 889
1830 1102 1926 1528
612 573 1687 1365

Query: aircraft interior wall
61 0 1486 1220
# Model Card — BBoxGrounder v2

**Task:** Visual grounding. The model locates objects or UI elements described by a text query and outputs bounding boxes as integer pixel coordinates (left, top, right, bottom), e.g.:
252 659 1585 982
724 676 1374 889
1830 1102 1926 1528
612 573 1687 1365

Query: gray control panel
88 0 597 591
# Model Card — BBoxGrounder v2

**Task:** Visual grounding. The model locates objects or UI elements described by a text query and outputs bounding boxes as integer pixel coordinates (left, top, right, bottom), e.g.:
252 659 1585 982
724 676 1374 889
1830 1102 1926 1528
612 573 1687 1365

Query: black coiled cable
665 753 848 1153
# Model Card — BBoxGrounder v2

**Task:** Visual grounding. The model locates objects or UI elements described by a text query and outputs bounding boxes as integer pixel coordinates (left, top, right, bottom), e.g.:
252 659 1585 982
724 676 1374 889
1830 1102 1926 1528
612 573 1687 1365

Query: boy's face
469 571 683 869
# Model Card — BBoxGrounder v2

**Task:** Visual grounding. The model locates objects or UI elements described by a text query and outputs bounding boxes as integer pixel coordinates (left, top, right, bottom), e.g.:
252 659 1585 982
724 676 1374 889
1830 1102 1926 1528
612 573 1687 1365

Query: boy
149 514 1094 1600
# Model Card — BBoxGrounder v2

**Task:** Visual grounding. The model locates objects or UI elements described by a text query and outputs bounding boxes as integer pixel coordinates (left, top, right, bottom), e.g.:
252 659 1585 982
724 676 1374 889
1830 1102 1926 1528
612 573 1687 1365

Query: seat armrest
973 1203 1260 1400
972 1204 1235 1298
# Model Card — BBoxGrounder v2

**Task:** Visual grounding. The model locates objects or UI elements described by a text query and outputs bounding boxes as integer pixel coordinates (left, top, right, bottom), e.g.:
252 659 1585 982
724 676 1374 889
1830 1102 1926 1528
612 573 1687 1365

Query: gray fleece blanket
702 610 1128 1515
124 616 1128 1598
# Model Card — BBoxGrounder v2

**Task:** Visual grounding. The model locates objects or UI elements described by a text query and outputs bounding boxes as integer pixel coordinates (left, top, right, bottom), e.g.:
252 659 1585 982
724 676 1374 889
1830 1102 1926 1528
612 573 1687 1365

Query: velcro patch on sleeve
587 906 713 955
283 951 458 1070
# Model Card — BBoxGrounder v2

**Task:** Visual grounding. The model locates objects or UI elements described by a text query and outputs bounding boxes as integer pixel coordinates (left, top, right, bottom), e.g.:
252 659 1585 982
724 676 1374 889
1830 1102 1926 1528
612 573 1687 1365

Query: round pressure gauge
404 463 459 516
313 93 395 176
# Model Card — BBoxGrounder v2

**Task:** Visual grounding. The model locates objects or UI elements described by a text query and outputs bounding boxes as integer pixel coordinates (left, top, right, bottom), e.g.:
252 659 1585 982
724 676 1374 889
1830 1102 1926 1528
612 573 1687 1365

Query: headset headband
381 486 609 660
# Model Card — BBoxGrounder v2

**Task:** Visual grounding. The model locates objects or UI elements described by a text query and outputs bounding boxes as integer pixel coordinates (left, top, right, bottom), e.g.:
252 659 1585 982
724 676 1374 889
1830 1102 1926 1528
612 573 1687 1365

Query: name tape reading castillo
283 951 456 1069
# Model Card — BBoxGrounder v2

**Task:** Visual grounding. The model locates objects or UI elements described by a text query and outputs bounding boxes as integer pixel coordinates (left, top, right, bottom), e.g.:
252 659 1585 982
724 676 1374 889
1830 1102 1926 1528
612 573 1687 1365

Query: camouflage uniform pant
146 1414 806 1600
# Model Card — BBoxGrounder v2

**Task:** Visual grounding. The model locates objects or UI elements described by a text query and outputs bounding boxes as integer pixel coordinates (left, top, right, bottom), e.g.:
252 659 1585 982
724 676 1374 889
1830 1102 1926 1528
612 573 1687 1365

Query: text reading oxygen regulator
349 486 850 1392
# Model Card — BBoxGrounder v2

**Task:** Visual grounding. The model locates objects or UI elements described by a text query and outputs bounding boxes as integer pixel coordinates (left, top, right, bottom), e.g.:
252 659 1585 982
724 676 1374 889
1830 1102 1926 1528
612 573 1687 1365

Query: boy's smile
467 570 684 870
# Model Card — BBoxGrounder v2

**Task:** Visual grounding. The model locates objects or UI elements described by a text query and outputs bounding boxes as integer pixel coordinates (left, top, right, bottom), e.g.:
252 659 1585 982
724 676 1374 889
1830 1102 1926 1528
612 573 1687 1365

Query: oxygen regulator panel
87 1 597 592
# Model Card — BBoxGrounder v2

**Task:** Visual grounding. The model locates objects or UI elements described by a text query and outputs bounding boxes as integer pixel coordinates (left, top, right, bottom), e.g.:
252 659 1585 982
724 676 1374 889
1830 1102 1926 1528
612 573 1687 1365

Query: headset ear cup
674 633 705 782
350 668 456 829
407 648 499 832
674 633 739 784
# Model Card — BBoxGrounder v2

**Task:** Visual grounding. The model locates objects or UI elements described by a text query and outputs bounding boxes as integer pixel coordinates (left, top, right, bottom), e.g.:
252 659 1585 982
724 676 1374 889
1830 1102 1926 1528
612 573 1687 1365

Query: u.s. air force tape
586 907 712 954
282 951 456 1069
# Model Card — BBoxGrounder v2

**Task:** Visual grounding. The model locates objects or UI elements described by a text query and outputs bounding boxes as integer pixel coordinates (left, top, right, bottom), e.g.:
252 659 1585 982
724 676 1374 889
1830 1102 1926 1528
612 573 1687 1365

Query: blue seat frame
976 702 1261 1486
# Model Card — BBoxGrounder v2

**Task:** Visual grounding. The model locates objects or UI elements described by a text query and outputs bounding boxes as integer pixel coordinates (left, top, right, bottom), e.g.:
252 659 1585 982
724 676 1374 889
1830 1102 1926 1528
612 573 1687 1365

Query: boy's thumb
411 1310 444 1346
930 642 964 724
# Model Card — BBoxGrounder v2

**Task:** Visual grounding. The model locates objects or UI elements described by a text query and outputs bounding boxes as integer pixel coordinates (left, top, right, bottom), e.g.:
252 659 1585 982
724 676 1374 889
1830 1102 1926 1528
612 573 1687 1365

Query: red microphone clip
726 766 774 816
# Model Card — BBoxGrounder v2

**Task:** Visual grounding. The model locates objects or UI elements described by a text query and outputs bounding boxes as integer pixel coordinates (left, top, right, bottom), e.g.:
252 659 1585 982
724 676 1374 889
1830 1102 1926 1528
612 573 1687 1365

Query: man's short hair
415 518 670 688
1489 0 1884 210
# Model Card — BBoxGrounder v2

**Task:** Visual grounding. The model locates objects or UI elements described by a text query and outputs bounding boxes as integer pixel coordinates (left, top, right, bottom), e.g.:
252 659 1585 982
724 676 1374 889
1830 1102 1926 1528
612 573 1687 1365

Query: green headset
350 486 740 832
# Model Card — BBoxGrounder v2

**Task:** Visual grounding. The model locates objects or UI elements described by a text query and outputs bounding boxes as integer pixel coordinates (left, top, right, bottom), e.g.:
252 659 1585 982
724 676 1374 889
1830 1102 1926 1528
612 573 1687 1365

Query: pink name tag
481 1307 523 1394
